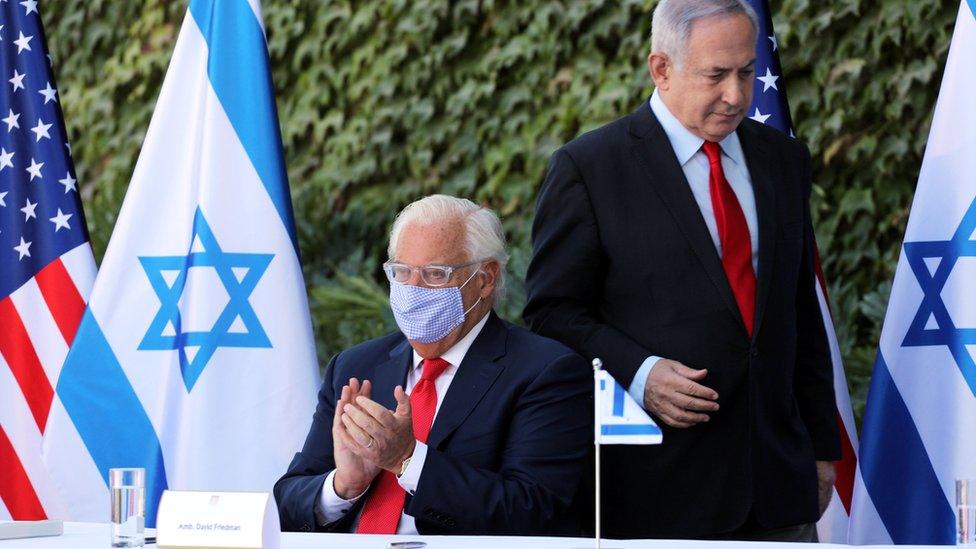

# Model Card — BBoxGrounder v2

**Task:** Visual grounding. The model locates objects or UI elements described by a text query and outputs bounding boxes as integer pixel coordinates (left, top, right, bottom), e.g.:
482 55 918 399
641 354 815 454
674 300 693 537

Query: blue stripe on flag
859 353 954 544
968 0 976 20
57 310 168 527
612 381 624 416
187 0 299 255
601 424 661 436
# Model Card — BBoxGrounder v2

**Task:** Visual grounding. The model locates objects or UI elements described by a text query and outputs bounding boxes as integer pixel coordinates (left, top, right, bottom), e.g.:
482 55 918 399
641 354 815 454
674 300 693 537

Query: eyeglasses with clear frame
382 260 483 287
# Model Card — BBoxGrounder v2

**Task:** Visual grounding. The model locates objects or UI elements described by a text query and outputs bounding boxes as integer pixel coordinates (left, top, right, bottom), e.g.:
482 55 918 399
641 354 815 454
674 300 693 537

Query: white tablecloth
0 522 937 548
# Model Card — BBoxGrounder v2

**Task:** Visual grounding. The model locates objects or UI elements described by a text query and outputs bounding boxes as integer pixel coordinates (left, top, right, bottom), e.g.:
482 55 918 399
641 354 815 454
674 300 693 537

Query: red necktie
702 141 756 336
356 357 451 534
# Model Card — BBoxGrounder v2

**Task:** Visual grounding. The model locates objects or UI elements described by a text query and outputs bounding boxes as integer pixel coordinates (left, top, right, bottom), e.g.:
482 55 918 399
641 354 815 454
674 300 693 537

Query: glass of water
110 468 145 548
960 479 976 547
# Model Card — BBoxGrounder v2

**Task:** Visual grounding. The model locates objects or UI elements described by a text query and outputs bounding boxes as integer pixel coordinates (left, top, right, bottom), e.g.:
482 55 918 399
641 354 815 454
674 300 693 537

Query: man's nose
407 269 425 286
723 81 744 107
722 77 750 109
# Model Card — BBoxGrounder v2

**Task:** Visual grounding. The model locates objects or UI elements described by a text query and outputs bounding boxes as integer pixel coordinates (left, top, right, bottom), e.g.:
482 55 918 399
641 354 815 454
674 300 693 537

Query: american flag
743 0 859 543
0 0 95 520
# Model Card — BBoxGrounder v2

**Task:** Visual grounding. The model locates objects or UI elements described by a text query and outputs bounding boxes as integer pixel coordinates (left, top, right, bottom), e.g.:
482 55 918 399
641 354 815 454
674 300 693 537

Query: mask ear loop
459 267 485 316
458 265 482 289
463 295 483 316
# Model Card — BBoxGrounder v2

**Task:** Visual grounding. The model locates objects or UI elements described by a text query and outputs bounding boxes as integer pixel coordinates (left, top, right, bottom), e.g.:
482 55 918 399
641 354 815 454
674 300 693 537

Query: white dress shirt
315 311 491 533
628 90 760 405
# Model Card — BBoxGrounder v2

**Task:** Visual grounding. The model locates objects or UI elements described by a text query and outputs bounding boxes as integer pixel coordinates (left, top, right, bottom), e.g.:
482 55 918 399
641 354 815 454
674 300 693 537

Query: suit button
750 347 759 357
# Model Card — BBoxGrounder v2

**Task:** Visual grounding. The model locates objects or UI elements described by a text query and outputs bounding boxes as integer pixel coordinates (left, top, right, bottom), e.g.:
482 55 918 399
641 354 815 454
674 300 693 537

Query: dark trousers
705 511 818 543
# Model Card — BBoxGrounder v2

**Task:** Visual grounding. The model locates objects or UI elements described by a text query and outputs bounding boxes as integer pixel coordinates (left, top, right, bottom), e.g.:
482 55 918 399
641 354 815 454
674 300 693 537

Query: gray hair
651 0 759 68
388 194 509 299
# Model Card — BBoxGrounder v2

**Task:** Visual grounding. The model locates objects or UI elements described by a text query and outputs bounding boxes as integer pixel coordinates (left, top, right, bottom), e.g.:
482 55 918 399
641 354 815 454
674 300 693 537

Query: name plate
156 490 279 549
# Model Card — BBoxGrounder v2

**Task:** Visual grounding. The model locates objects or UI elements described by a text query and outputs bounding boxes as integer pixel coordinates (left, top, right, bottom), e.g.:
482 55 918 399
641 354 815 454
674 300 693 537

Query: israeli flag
848 1 976 544
41 0 319 526
594 369 662 445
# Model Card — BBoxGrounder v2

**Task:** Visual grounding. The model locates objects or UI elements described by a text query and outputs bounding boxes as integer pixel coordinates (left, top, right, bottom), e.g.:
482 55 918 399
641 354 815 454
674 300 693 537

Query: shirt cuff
396 441 427 494
315 469 365 526
628 356 663 410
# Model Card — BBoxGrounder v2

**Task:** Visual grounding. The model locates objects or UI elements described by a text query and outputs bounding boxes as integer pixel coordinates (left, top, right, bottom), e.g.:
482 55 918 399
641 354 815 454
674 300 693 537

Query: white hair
651 0 759 68
388 194 509 299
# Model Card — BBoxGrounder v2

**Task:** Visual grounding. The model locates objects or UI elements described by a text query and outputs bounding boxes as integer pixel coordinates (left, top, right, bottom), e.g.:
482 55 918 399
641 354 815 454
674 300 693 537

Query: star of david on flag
139 208 273 391
901 198 976 395
40 0 319 526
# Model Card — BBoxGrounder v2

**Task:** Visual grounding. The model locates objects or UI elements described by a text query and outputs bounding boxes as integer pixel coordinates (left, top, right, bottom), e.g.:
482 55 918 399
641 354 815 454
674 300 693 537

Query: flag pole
592 358 603 549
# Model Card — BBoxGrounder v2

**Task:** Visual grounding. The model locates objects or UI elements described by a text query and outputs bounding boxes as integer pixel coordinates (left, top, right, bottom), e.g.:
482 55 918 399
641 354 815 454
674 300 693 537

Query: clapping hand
338 386 416 473
332 378 381 499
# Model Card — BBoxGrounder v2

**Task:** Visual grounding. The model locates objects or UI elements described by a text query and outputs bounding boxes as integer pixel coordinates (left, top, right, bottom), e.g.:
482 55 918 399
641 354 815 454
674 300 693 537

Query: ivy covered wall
46 0 959 419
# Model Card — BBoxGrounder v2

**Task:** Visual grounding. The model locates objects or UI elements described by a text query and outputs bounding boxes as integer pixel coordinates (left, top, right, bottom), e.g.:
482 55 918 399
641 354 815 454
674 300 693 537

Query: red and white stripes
0 243 95 520
813 246 860 543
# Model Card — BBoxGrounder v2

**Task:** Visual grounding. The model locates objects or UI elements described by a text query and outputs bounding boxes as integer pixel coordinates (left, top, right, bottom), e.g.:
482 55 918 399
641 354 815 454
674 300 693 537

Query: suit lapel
628 101 745 331
427 312 506 449
373 340 412 411
737 122 777 342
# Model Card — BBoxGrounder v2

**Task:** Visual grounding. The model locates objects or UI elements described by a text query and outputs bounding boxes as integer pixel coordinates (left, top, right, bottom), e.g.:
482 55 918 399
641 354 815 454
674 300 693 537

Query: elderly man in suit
275 194 590 535
524 0 840 541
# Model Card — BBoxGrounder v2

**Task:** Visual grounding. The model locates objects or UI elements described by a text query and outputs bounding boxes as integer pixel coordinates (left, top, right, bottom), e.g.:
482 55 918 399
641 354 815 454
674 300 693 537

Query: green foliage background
45 0 959 421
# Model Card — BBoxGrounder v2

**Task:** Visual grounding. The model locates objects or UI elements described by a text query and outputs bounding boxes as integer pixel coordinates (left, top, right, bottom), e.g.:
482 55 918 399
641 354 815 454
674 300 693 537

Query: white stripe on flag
893 340 976 503
849 471 893 544
60 243 97 304
818 488 850 543
10 279 70 390
816 283 858 455
0 355 67 518
42 396 108 521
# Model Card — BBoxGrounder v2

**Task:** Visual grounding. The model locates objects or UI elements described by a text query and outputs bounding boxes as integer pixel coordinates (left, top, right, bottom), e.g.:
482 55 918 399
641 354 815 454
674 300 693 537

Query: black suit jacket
523 100 841 538
273 311 592 536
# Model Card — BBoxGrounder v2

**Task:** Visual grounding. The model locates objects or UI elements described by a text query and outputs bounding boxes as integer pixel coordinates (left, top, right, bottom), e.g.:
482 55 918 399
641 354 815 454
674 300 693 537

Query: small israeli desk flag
591 359 661 549
594 364 662 445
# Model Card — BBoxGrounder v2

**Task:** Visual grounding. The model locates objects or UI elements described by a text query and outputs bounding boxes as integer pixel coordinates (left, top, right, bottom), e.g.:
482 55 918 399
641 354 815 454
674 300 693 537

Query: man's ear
479 260 500 299
648 51 671 91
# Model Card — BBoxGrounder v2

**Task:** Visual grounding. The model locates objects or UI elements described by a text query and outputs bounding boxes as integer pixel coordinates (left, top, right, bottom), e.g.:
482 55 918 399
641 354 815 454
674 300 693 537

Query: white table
0 522 935 548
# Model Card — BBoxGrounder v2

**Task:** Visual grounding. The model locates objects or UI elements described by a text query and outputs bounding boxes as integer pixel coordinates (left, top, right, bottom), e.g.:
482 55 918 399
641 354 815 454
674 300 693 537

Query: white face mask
388 268 481 343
